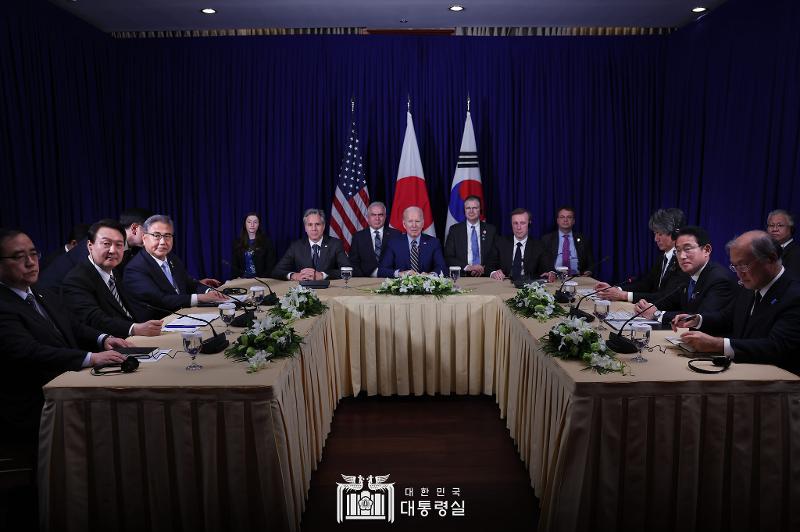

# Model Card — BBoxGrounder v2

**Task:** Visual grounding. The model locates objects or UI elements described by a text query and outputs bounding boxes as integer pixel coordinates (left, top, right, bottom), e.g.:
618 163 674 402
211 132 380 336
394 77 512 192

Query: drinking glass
593 299 610 331
562 280 578 302
340 266 353 289
630 323 651 363
249 285 266 309
182 331 203 370
449 266 462 287
218 302 236 337
555 266 569 282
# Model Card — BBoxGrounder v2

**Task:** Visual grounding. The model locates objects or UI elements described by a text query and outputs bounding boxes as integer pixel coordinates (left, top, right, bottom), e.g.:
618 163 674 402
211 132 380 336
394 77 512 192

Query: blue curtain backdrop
1 0 798 282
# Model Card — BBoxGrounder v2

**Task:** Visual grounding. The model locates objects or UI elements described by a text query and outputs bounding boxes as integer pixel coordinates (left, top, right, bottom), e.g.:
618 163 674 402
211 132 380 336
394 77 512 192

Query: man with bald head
377 206 446 278
674 230 800 374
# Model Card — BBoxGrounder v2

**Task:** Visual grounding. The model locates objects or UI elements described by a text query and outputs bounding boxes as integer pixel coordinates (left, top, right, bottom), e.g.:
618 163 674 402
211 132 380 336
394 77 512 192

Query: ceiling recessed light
449 4 465 12
692 7 707 13
200 8 216 15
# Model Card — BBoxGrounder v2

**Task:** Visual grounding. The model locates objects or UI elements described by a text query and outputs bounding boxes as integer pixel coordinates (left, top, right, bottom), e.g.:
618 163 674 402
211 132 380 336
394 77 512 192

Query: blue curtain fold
1 0 797 282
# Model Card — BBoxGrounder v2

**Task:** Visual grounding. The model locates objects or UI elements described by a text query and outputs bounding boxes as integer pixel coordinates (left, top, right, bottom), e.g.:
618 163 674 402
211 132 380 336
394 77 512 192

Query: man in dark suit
272 208 351 280
117 207 152 280
347 201 400 277
444 195 499 277
635 226 735 328
767 209 799 278
62 220 163 338
595 208 689 302
676 231 800 375
377 206 446 277
540 206 596 276
40 223 90 271
123 215 226 321
0 228 129 448
489 208 548 282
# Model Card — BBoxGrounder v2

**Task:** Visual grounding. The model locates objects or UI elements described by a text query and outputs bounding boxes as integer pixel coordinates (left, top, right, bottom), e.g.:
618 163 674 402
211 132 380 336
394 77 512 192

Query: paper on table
162 313 219 331
138 349 172 362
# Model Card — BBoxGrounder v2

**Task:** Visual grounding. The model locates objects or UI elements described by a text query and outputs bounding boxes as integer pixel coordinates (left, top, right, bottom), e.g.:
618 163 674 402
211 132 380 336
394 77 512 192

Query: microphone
200 282 256 328
606 283 684 354
252 277 280 305
143 303 229 354
554 256 610 303
568 284 616 322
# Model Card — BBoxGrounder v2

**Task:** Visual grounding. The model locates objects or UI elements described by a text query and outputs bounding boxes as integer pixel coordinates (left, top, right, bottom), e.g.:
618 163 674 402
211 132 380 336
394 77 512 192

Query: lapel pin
771 298 777 305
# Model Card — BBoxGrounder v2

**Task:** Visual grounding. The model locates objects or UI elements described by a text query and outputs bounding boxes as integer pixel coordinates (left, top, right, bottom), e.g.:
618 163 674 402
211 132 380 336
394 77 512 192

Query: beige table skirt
39 278 800 531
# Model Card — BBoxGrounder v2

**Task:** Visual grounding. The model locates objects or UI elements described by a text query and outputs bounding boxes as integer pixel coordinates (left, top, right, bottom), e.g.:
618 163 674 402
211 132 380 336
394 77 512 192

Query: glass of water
593 299 610 331
562 280 578 302
249 285 265 309
218 302 236 337
555 266 569 282
182 331 203 370
449 266 462 288
340 266 353 289
630 323 651 363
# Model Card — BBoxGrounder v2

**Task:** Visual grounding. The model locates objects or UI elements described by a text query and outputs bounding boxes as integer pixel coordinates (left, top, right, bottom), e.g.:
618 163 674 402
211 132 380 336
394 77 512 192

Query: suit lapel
33 289 76 346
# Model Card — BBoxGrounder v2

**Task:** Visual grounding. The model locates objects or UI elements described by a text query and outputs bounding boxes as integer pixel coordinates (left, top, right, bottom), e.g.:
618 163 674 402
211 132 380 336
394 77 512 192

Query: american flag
329 118 370 253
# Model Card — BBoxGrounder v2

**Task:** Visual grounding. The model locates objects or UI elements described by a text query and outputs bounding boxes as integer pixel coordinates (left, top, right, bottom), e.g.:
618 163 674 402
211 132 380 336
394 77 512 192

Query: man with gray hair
272 208 350 281
674 230 800 375
123 214 226 321
346 201 400 277
766 209 799 277
377 206 446 278
595 208 688 302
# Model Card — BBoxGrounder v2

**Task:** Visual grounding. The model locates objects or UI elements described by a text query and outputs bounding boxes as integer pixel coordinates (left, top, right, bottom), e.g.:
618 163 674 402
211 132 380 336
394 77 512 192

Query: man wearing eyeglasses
123 214 226 321
633 226 735 327
0 228 130 451
766 209 799 277
674 231 800 375
444 196 499 277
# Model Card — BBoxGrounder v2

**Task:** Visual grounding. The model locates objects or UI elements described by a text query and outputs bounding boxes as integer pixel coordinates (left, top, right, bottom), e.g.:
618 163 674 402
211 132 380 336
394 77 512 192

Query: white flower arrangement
225 315 303 373
505 282 567 321
541 316 626 375
373 273 463 298
270 285 327 320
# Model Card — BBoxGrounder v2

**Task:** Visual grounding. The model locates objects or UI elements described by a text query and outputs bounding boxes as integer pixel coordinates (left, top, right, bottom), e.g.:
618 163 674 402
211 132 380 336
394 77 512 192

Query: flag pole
467 94 470 113
407 94 411 113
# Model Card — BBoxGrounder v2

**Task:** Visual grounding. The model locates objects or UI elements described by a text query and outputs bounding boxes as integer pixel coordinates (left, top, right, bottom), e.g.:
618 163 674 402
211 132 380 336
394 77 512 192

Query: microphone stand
568 285 615 322
554 256 611 303
144 303 229 354
201 283 256 328
605 283 684 354
253 277 280 305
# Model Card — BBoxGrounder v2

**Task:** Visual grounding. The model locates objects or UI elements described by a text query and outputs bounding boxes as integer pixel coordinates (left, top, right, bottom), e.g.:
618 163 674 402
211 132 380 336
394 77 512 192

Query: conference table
38 277 800 532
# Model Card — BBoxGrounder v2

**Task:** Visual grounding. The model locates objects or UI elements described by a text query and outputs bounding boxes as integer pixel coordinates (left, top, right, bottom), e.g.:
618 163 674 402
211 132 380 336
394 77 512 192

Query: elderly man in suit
489 208 548 282
347 201 400 277
595 208 689 302
541 206 596 276
675 231 800 375
444 195 499 277
123 214 226 321
635 226 735 328
272 208 351 281
62 219 163 338
0 228 129 448
767 209 799 277
377 206 446 278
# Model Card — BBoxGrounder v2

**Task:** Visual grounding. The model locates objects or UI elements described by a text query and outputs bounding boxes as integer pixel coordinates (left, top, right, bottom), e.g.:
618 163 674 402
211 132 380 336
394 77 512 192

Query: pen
163 324 200 328
677 314 698 323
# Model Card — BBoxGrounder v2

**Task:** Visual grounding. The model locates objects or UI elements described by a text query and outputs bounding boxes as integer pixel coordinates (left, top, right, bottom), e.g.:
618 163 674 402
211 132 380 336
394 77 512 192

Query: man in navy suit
62 219 163 338
675 231 800 375
377 206 446 278
767 209 799 278
272 208 351 280
489 208 549 282
635 226 735 328
123 215 226 321
0 228 129 448
444 196 499 277
540 206 596 276
347 201 400 277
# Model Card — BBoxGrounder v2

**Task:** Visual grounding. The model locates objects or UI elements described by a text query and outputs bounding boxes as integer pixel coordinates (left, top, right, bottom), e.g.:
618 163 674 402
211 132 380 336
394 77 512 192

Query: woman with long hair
231 213 276 278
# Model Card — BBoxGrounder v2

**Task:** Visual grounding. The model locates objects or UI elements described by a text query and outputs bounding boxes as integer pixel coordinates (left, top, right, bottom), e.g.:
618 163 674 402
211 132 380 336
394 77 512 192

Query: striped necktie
410 240 420 273
374 231 382 260
108 276 133 319
161 262 178 293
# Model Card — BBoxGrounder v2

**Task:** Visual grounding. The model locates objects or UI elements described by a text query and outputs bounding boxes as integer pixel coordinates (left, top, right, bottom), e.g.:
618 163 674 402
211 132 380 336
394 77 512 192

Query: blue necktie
686 278 696 301
161 262 178 293
470 225 480 265
374 231 382 260
312 244 321 271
